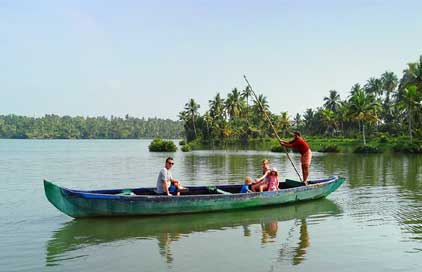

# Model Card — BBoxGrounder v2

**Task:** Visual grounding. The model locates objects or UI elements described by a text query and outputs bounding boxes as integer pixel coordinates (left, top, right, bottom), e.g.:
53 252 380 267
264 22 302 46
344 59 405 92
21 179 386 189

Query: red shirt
289 137 309 155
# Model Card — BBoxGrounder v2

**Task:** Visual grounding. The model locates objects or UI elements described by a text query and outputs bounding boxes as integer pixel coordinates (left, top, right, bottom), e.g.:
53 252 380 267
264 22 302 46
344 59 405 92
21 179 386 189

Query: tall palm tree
184 98 200 138
364 77 383 98
397 84 419 143
252 94 269 115
323 90 341 112
396 56 422 141
225 88 245 120
303 108 315 135
241 86 253 108
348 90 381 145
380 71 398 124
293 113 302 130
321 109 337 136
278 112 290 137
350 83 362 96
209 93 225 121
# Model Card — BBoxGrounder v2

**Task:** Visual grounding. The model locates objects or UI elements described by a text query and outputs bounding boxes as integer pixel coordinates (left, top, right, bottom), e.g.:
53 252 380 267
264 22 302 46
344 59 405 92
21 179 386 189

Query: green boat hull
44 176 345 218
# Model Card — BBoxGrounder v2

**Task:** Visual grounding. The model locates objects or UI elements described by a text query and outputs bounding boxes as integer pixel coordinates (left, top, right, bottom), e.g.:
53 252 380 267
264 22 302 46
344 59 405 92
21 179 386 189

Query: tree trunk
192 116 197 138
362 121 366 145
408 103 412 143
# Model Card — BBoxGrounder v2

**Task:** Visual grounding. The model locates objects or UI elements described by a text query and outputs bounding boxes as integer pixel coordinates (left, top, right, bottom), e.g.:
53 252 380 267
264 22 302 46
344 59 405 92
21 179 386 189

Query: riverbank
186 136 422 154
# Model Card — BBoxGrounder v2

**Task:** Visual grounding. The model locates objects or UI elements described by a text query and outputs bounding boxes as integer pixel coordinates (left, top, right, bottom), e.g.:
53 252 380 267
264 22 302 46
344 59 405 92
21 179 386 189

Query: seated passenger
251 159 271 192
259 167 279 192
240 176 253 193
155 157 184 196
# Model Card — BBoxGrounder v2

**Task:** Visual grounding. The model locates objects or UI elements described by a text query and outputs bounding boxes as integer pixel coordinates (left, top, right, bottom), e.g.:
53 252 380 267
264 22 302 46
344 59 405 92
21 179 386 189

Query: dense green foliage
318 145 340 153
181 144 192 152
393 142 422 153
179 56 422 152
0 114 183 139
148 138 177 152
353 145 383 153
270 145 285 152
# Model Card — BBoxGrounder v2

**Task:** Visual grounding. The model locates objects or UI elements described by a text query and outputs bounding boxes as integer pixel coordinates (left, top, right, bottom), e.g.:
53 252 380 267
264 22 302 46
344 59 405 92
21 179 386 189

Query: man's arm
280 140 293 148
162 179 171 195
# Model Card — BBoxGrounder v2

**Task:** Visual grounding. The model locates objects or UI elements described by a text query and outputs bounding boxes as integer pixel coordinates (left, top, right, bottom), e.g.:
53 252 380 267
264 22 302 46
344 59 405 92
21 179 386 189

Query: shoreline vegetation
0 114 183 139
177 56 422 154
1 56 421 153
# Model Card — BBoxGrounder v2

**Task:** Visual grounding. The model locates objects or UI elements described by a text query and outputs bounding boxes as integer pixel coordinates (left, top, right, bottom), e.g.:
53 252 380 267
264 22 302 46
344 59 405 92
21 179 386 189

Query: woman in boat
259 167 279 192
155 157 184 196
251 159 271 192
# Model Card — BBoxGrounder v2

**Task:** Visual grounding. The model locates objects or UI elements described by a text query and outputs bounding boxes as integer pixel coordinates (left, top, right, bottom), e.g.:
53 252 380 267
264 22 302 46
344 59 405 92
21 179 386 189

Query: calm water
0 140 421 272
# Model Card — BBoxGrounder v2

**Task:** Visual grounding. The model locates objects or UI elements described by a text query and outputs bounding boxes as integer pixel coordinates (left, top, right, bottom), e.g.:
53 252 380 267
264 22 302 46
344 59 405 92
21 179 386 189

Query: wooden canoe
44 176 345 218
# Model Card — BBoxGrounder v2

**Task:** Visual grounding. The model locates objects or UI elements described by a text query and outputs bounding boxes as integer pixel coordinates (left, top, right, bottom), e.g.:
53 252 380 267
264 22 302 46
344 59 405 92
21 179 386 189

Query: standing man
280 132 312 185
156 157 184 196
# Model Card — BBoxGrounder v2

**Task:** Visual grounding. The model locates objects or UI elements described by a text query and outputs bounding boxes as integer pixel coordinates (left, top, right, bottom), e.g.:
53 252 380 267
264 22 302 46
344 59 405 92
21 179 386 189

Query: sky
1 0 421 120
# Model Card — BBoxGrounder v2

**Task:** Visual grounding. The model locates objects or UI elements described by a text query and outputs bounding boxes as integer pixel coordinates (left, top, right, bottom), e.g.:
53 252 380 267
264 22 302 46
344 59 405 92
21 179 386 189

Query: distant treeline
0 114 183 139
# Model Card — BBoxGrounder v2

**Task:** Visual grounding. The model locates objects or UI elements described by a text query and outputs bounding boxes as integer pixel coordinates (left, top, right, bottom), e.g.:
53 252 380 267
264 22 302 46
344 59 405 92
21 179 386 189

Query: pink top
267 175 279 191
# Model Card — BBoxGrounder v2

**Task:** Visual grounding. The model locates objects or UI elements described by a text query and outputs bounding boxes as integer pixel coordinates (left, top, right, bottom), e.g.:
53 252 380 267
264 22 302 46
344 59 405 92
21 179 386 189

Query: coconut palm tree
323 90 341 112
348 90 381 145
277 112 291 138
401 85 418 142
241 86 253 108
183 98 200 138
350 83 363 96
225 88 245 120
380 71 398 125
293 113 302 130
364 77 383 98
209 93 225 121
321 108 338 136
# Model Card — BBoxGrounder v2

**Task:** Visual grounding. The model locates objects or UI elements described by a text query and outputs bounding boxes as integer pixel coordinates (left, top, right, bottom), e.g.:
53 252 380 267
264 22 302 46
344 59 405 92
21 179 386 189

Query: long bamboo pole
243 75 303 182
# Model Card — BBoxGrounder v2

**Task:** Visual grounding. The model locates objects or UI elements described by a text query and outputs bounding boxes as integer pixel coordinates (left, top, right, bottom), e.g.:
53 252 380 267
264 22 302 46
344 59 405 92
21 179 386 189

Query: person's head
262 159 269 169
270 167 278 176
244 176 252 185
293 131 301 138
165 157 174 169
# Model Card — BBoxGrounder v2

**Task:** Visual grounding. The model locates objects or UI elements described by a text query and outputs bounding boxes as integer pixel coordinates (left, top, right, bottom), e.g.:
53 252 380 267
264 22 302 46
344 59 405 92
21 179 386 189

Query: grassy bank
184 136 422 154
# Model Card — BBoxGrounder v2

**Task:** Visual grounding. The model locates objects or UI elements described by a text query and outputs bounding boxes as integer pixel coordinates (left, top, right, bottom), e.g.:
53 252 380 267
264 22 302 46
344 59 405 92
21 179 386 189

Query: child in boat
259 167 279 192
240 176 253 193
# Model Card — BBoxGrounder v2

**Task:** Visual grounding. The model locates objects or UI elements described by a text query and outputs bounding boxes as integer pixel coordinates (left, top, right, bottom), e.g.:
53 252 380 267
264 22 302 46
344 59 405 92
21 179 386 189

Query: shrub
353 145 383 154
393 142 422 153
179 140 186 146
318 144 340 153
149 138 177 152
181 144 192 152
378 134 390 144
270 145 284 152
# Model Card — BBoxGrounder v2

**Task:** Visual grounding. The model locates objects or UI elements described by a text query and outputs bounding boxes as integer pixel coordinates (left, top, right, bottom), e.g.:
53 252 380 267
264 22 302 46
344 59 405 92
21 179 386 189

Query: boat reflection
46 199 341 266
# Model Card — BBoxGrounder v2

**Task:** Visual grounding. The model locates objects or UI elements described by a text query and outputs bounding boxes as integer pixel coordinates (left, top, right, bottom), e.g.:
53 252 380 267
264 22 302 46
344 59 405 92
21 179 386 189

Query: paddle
243 75 303 182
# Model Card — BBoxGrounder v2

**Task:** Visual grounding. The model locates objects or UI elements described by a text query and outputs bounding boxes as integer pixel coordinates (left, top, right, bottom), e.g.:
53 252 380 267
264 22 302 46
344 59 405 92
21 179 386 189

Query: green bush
270 145 284 152
318 144 340 153
353 144 383 153
393 142 422 153
149 138 177 152
179 140 186 146
378 134 390 144
181 144 192 152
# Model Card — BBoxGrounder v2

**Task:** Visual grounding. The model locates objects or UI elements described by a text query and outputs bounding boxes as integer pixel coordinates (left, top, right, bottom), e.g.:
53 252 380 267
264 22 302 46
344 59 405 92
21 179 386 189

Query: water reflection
46 199 341 267
318 153 422 242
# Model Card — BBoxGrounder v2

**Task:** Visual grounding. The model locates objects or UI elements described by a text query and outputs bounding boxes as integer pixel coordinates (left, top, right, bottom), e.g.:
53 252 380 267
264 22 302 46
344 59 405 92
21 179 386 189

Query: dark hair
294 131 301 137
165 157 174 163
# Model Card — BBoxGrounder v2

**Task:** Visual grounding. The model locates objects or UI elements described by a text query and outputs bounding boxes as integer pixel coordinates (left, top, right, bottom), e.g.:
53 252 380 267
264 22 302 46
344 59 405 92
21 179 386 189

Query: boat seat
208 186 232 195
117 189 136 196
